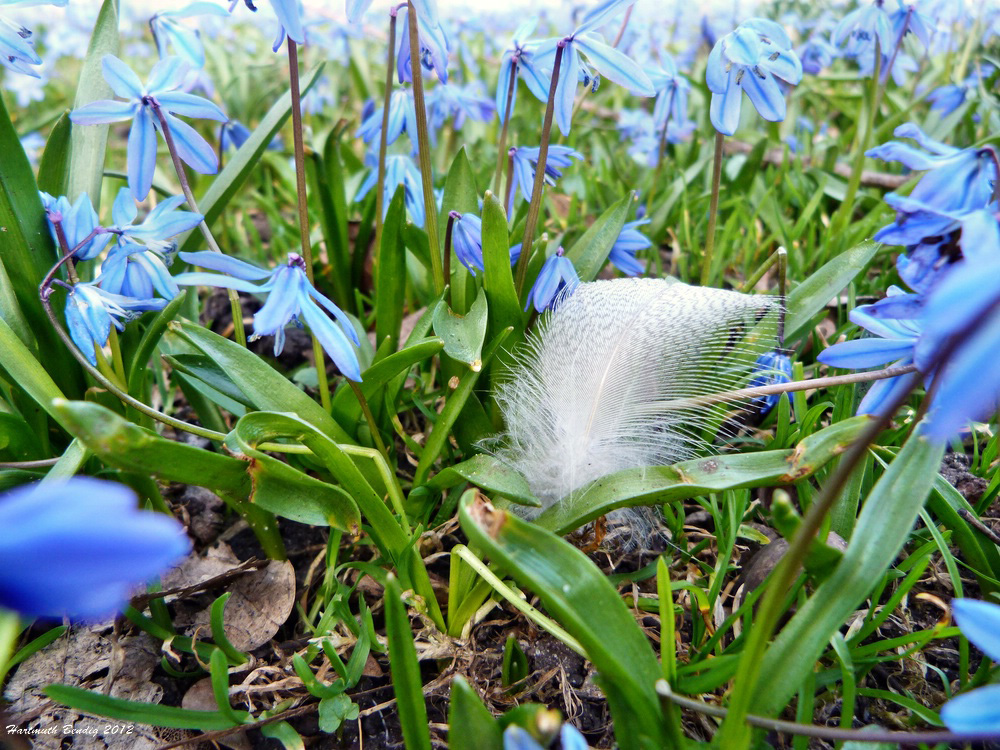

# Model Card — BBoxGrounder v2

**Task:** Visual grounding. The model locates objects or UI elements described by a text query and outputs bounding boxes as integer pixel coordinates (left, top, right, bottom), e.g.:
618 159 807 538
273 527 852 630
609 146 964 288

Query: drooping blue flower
646 55 690 132
448 211 520 275
175 251 362 381
39 191 110 261
427 82 494 133
396 6 450 84
0 15 41 77
0 478 189 620
507 145 583 212
495 17 542 123
868 124 998 246
71 55 227 201
706 18 803 136
747 351 793 413
355 88 417 146
64 282 167 365
796 34 839 74
940 599 1000 732
608 218 650 276
527 8 655 136
832 0 894 58
525 247 580 313
150 2 230 68
355 151 425 227
817 286 923 416
219 119 283 153
230 0 305 51
889 0 935 52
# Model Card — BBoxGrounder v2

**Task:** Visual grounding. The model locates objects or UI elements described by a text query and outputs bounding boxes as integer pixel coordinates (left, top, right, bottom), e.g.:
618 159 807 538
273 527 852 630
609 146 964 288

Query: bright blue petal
941 685 1000 733
574 0 633 35
271 0 304 44
300 295 362 381
155 91 227 121
345 0 373 23
574 35 654 96
709 71 741 135
172 271 267 293
164 113 219 174
817 338 915 369
70 99 136 125
554 43 579 136
147 56 188 94
101 54 143 99
112 186 138 227
740 69 785 122
952 599 1000 662
178 250 273 280
127 106 157 201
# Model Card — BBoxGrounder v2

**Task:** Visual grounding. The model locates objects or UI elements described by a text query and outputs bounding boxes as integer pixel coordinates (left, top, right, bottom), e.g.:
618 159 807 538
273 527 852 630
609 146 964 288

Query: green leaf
261 721 306 750
428 454 541 507
565 193 632 282
785 240 880 342
439 147 479 249
458 492 666 748
481 193 522 357
36 112 72 196
375 185 407 351
52 399 249 494
384 574 433 750
531 417 870 534
308 132 352 310
752 433 946 716
228 418 362 533
66 0 119 206
176 322 352 443
0 317 67 427
432 289 488 369
318 694 359 733
448 676 502 750
177 65 325 256
44 684 241 731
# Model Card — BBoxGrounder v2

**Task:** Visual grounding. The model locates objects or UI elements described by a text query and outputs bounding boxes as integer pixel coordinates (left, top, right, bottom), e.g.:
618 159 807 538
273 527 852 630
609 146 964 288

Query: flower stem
514 40 566 295
444 210 459 305
646 88 677 217
493 57 518 196
504 147 516 212
348 380 390 464
374 8 399 255
828 39 881 244
700 131 725 286
108 326 128 388
150 104 247 348
406 2 444 293
287 40 333 413
612 4 633 48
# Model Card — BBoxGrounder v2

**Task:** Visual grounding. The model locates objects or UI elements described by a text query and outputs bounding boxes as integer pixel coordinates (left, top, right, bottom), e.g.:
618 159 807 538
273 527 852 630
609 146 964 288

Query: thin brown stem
612 4 633 48
514 40 566 295
493 57 518 196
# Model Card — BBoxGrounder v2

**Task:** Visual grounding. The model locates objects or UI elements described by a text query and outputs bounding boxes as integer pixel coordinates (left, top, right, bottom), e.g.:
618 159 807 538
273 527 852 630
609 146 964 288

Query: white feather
494 277 780 513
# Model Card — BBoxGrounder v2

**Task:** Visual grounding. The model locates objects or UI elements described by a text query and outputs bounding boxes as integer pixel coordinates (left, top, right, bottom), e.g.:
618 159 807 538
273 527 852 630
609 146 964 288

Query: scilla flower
503 723 587 750
507 145 582 211
832 0 894 58
941 599 1000 731
355 151 425 227
608 218 651 276
449 212 521 275
175 251 362 381
748 351 793 413
70 55 227 201
0 478 189 620
150 2 230 68
396 6 450 84
65 283 166 365
526 247 580 313
39 191 109 261
706 18 803 136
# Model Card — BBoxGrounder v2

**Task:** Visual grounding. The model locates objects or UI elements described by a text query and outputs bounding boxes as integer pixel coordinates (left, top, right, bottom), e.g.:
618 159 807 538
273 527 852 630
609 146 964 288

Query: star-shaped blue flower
70 55 227 201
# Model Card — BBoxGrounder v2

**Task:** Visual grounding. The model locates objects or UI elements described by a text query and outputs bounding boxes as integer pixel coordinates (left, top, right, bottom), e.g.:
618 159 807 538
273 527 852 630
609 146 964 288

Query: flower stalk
406 1 444 293
493 56 518 196
150 103 247 347
514 40 566 295
374 7 399 253
700 131 725 286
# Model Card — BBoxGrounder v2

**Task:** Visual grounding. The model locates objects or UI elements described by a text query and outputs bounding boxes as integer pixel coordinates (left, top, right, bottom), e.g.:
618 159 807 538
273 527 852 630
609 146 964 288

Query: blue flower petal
554 43 580 136
164 113 219 174
69 99 137 125
172 271 267 293
574 34 654 96
345 0 373 23
146 56 188 94
112 187 138 227
818 338 916 369
154 91 227 121
740 68 785 122
710 71 741 136
952 599 1000 662
300 295 362 381
127 106 157 201
856 363 921 416
101 54 144 99
941 684 1000 733
178 250 274 280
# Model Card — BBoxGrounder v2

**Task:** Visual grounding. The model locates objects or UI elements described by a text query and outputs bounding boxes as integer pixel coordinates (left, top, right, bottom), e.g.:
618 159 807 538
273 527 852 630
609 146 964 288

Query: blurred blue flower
0 478 189 620
507 145 582 212
150 2 230 68
347 0 438 27
396 6 450 84
927 84 966 115
18 131 45 165
868 124 998 245
496 17 541 122
427 82 494 133
832 0 894 58
175 251 362 380
646 55 690 132
39 191 110 261
706 18 803 136
449 211 520 275
230 0 305 51
941 599 1000 732
356 88 417 145
608 218 650 276
502 723 588 750
890 0 934 52
0 13 43 77
526 247 580 313
64 282 167 365
356 151 425 227
748 351 793 413
817 286 923 416
796 34 839 74
71 55 227 201
220 120 251 151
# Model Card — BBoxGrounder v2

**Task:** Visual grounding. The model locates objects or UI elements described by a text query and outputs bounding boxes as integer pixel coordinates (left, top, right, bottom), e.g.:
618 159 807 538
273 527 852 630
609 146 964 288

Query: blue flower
502 723 587 750
507 145 582 212
0 478 189 620
355 89 416 146
817 286 923 416
706 18 803 136
39 191 110 261
608 218 650 276
347 0 437 27
109 187 203 255
496 17 541 123
64 283 167 365
868 124 998 246
646 55 690 132
0 15 41 77
528 11 655 136
70 55 227 201
355 151 425 227
220 119 283 152
890 0 934 52
396 6 450 84
427 82 494 132
525 247 580 313
747 351 793 413
796 34 839 74
940 599 1000 732
449 211 520 275
150 2 230 68
175 251 362 381
230 0 305 51
832 0 894 58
